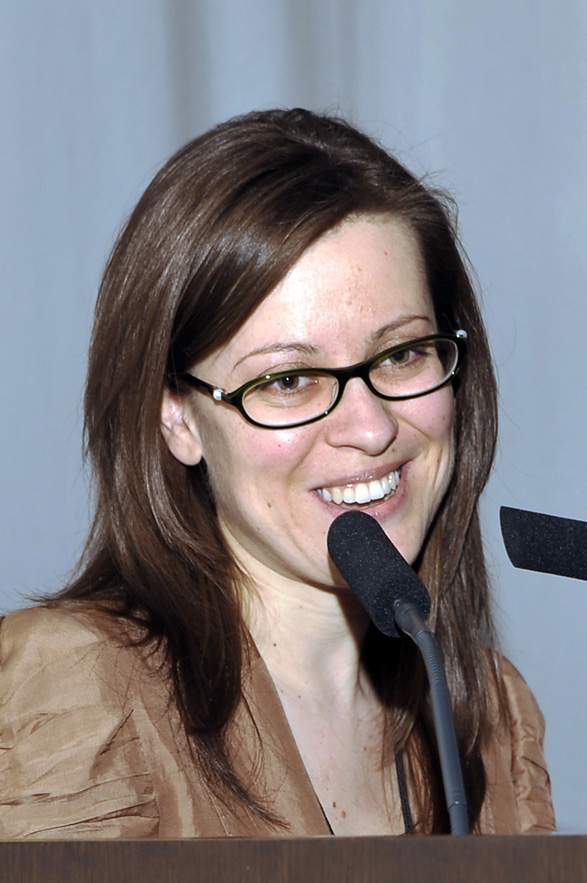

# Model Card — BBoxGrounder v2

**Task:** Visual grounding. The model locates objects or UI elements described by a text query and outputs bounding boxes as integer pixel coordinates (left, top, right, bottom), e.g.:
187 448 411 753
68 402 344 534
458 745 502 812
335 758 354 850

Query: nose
322 377 399 455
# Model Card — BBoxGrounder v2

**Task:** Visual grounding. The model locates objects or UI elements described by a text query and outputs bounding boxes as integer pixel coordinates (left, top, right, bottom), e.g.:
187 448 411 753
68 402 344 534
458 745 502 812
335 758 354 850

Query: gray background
2 0 586 832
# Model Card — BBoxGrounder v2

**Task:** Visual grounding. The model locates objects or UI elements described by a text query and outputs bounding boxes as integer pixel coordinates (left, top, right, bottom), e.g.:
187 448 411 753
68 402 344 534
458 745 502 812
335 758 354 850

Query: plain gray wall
2 0 587 832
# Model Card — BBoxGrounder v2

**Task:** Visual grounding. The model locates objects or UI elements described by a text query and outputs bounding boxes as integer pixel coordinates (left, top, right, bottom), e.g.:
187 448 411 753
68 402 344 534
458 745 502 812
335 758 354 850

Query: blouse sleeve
0 607 159 839
499 656 556 833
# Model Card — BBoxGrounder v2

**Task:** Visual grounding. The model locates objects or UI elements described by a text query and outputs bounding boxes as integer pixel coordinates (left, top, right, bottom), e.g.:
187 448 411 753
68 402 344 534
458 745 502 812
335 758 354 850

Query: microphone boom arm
394 600 469 836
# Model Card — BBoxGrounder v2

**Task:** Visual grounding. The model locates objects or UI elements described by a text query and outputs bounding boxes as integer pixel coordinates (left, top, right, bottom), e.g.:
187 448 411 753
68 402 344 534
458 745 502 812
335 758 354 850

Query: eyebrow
369 314 433 345
233 314 434 370
233 342 321 370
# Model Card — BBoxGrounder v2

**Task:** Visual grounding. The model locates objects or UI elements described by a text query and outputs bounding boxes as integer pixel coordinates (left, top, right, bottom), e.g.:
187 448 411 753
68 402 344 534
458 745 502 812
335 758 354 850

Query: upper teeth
317 470 400 506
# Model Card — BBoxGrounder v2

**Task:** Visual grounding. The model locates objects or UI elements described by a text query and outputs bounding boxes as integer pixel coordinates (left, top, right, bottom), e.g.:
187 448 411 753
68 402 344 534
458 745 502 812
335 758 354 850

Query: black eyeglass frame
171 330 467 430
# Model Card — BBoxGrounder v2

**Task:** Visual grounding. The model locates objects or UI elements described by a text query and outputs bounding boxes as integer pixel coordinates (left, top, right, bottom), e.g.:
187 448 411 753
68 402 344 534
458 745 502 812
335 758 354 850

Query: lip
314 462 410 516
319 476 408 519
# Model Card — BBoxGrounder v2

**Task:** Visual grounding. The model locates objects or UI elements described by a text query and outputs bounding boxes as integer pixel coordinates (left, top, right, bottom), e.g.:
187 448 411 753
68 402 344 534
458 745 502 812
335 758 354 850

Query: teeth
371 479 385 499
317 470 401 507
354 484 370 504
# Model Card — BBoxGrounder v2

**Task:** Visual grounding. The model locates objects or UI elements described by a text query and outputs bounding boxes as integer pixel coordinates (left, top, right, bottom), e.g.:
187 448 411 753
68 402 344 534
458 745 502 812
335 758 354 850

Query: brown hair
57 108 498 832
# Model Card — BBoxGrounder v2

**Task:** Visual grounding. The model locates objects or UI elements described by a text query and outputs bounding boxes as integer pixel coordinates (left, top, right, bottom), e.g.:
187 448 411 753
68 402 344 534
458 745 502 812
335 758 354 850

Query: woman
0 108 554 838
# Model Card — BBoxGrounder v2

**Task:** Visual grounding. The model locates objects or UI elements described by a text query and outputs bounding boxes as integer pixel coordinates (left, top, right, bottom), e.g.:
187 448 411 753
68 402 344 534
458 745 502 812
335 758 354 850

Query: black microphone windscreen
500 506 587 581
327 510 431 637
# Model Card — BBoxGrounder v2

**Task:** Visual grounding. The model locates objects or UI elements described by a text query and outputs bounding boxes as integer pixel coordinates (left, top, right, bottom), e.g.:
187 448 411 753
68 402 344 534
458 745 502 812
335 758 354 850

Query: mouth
316 469 402 507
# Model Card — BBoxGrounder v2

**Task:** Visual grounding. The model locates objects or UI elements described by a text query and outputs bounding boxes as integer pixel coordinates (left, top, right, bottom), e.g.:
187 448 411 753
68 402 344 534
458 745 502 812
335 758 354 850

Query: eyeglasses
172 331 467 429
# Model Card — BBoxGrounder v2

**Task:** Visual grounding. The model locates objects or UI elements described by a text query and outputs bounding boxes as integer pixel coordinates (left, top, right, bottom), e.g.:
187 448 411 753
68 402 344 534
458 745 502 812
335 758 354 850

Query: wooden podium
2 836 586 882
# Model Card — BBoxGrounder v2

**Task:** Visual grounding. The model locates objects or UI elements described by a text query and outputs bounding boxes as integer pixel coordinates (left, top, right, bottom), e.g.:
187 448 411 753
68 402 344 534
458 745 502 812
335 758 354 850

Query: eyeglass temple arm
175 374 226 402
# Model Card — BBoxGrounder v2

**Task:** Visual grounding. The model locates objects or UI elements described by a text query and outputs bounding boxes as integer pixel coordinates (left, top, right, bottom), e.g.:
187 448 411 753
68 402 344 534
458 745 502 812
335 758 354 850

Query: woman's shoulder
1 603 126 648
484 649 545 726
0 604 162 838
0 603 157 692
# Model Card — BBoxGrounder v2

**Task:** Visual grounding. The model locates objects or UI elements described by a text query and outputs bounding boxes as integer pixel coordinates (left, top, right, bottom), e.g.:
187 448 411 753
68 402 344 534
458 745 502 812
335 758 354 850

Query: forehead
202 216 433 372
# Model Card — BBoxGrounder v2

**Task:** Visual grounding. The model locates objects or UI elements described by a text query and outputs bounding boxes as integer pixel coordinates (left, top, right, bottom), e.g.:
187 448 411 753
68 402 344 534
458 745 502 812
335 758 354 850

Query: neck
237 557 372 705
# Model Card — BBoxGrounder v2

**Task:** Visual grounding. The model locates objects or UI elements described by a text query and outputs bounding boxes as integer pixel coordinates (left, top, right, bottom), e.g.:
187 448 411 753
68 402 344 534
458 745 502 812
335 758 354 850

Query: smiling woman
0 109 555 838
163 218 457 582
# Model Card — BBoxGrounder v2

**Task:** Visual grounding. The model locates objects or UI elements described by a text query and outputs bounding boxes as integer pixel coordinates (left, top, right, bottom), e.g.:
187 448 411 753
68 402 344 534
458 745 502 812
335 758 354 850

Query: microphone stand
394 600 469 836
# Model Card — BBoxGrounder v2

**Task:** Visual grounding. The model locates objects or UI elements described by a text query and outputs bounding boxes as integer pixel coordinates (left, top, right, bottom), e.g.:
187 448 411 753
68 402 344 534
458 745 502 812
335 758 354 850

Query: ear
160 387 204 466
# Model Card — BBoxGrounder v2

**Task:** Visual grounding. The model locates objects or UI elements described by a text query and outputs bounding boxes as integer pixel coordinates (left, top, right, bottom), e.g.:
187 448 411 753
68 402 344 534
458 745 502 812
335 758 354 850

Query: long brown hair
56 108 498 832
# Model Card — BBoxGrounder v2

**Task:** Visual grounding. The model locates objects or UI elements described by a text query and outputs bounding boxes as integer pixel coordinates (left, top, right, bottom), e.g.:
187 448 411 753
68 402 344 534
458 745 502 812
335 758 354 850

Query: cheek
249 428 316 469
430 387 455 431
430 394 456 469
429 394 456 490
404 388 455 443
197 414 317 499
404 391 456 497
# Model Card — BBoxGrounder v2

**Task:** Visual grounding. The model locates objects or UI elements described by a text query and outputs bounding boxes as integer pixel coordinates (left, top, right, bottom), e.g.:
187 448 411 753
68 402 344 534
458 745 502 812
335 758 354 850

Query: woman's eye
274 375 304 391
389 348 413 364
379 346 416 367
256 373 316 395
375 343 436 375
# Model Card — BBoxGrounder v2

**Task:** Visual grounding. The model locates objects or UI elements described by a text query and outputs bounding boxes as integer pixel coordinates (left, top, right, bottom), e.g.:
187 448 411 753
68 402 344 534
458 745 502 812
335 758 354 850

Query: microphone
500 506 587 581
327 509 469 835
327 509 431 638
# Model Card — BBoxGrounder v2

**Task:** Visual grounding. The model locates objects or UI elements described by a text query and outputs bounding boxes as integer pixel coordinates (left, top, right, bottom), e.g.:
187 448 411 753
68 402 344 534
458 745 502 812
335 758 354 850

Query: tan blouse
0 606 555 839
